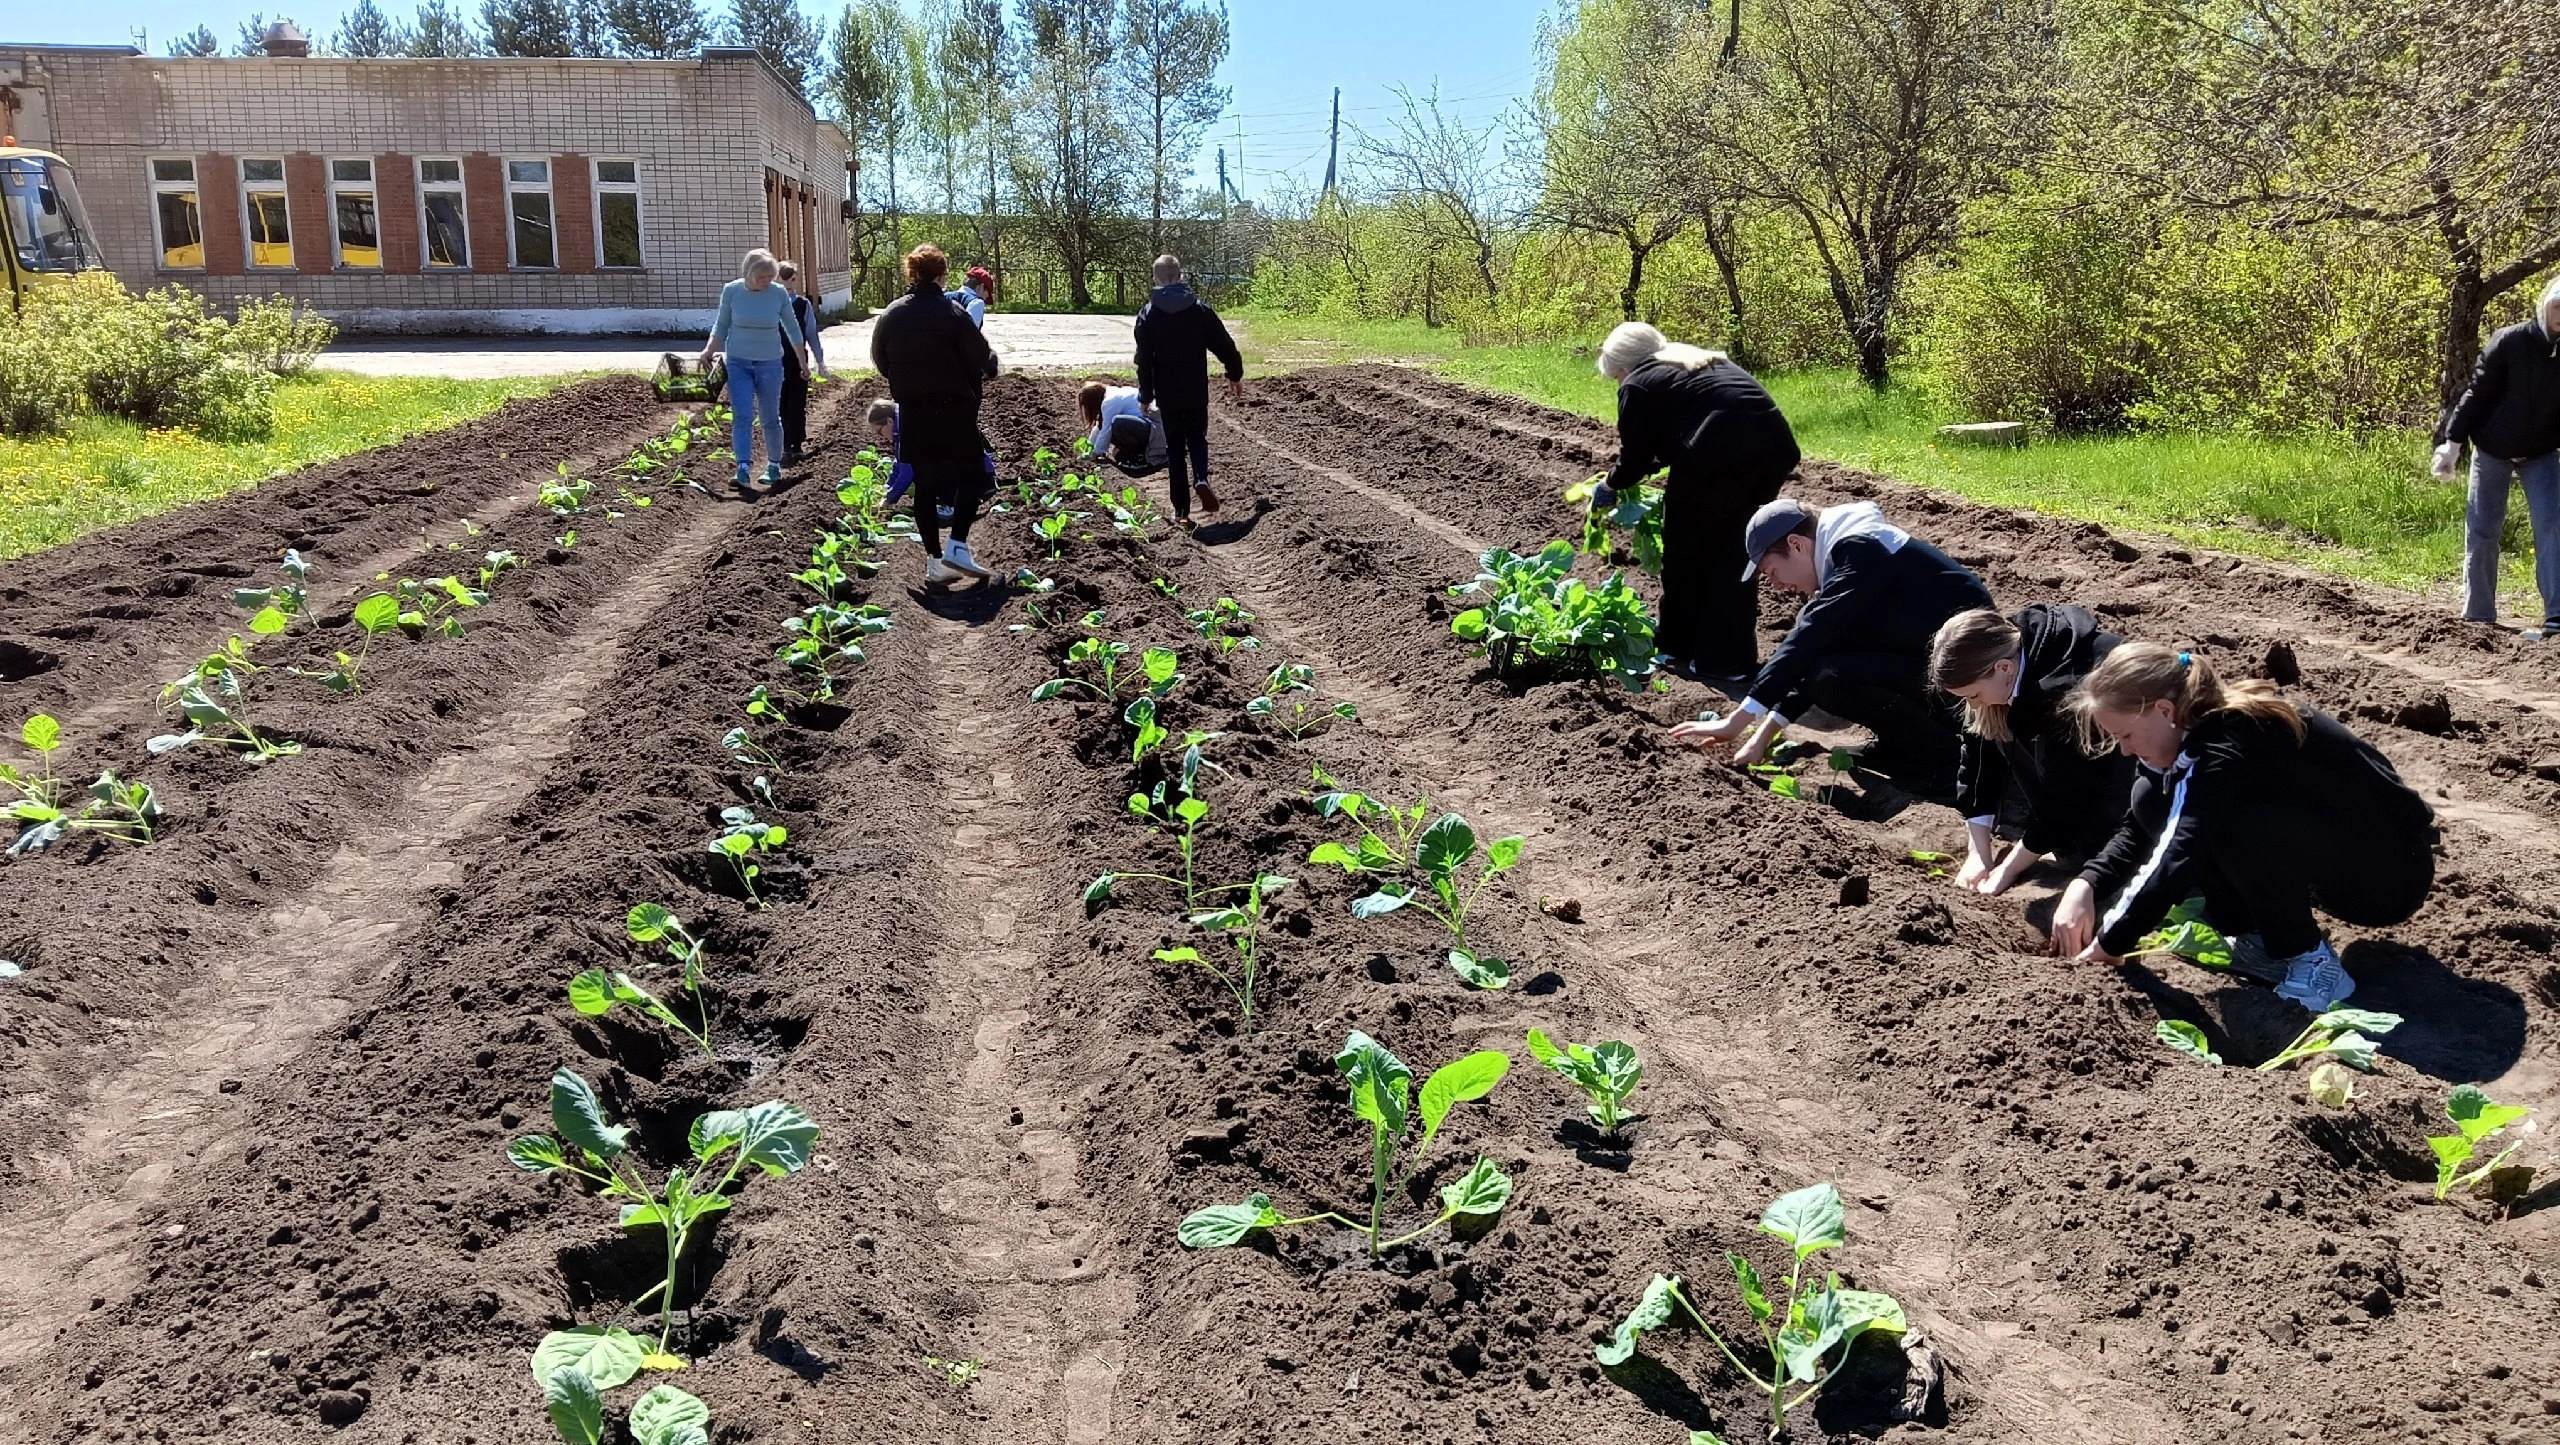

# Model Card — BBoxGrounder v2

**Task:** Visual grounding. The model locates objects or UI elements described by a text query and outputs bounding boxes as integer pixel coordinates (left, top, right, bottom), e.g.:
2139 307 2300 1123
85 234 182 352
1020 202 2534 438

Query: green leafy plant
1183 597 1259 654
777 600 892 697
720 726 783 806
1032 638 1181 705
1246 663 1358 740
151 638 300 761
507 1069 817 1355
1567 472 1666 575
2124 899 2235 969
541 464 595 517
1032 509 1081 558
1304 763 1432 876
1152 872 1292 1020
1598 1182 1908 1443
1448 540 1658 690
2429 1086 2534 1201
1526 1028 1642 1134
296 592 401 695
4 715 161 855
527 1328 713 1445
624 902 707 985
794 530 858 599
707 807 787 907
1180 1032 1513 1256
233 548 313 635
1347 813 1525 989
388 550 517 638
2153 1007 2401 1073
1102 483 1161 536
1094 794 1265 918
921 1354 982 1388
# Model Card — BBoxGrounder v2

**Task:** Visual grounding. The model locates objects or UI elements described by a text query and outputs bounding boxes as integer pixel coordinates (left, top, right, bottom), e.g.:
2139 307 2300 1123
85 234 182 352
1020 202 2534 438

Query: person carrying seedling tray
871 244 1001 586
2048 642 2437 1012
1669 497 1991 804
1590 321 1801 686
1928 605 2139 897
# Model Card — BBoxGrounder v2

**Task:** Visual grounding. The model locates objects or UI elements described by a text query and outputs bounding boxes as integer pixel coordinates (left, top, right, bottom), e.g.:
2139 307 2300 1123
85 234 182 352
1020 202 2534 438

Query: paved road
321 311 1136 379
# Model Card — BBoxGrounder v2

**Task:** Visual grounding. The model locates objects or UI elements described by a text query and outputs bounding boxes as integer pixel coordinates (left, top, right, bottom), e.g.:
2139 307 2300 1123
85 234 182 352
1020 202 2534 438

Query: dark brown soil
0 365 2553 1445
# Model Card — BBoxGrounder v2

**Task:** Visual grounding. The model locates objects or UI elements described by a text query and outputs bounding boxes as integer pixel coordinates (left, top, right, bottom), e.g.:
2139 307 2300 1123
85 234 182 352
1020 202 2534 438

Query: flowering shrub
0 274 336 439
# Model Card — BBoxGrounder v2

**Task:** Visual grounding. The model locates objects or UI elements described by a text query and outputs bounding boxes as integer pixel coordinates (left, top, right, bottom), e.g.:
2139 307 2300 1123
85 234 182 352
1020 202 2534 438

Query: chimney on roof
261 21 310 57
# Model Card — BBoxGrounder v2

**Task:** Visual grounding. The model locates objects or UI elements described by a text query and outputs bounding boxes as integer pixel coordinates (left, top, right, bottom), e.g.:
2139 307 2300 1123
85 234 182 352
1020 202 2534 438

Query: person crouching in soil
2049 642 2437 1012
1592 322 1801 686
1080 379 1167 475
1669 497 1991 804
861 396 996 533
1928 605 2138 897
870 244 999 586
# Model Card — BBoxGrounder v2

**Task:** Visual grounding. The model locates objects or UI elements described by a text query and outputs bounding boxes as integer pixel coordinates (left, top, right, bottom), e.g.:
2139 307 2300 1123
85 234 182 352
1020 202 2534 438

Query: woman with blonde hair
697 248 810 497
2050 642 2435 1011
1928 605 2135 896
1593 321 1798 684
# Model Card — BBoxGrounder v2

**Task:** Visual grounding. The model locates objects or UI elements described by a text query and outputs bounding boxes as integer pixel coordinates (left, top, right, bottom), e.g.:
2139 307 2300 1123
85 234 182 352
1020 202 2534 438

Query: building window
418 158 467 269
241 157 291 268
329 158 380 269
506 158 553 269
594 159 642 269
149 157 203 269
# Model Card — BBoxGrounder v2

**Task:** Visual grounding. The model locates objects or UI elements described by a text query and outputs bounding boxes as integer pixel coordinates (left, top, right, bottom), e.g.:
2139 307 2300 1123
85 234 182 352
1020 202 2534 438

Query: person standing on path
871 244 1000 585
775 261 829 466
2049 643 2436 1013
947 265 993 328
1592 322 1801 686
1132 254 1244 529
1669 497 1993 804
2434 275 2560 638
698 248 809 498
1928 605 2137 897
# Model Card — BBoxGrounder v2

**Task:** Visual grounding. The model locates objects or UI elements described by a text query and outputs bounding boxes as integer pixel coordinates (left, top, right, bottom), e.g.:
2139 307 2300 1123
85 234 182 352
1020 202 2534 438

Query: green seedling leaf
566 969 621 1016
2448 1084 2531 1142
1779 1282 1908 1386
1760 1181 1846 1260
1596 1273 1684 1367
505 1135 569 1173
1448 948 1511 990
248 606 290 635
1768 774 1803 800
1485 836 1524 874
1438 1156 1512 1217
1350 886 1412 920
530 1326 646 1390
626 902 678 940
2314 1008 2404 1038
629 1384 711 1445
1178 1192 1282 1248
1416 1050 1511 1160
1308 840 1360 870
549 1068 630 1161
353 593 400 634
21 714 61 753
542 1365 604 1445
1083 873 1115 912
1416 814 1478 875
1336 1032 1415 1135
1728 1250 1772 1323
2155 1019 2222 1065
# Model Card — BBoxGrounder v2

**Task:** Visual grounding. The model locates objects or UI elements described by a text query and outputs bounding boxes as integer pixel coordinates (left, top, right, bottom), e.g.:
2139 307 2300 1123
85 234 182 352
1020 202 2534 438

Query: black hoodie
1954 604 2135 859
1605 355 1800 493
870 278 998 461
1133 282 1243 413
2440 318 2560 462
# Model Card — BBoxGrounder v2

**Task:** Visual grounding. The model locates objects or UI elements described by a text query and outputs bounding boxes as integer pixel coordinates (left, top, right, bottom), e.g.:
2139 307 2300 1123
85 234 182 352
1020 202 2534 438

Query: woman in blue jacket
696 248 810 497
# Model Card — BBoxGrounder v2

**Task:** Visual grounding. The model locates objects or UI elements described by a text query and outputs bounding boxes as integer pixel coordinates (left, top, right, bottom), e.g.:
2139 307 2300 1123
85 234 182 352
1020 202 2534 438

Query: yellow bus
1 147 110 310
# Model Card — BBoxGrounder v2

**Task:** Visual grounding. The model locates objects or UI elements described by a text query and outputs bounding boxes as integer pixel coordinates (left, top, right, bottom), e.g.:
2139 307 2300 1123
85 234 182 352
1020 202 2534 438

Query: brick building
0 41 850 333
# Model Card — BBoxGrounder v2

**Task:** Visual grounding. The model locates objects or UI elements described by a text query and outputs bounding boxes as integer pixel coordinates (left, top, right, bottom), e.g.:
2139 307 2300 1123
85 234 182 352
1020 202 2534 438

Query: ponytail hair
2067 641 2304 753
1929 608 2023 742
1597 321 1728 379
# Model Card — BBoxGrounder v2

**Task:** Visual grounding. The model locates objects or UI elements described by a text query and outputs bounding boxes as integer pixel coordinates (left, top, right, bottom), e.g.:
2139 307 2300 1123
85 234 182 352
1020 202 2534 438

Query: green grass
0 371 575 563
1231 309 2496 602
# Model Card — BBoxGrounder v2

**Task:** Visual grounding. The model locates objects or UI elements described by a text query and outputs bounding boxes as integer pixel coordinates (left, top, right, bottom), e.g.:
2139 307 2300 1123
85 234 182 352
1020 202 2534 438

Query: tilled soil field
1 364 2555 1445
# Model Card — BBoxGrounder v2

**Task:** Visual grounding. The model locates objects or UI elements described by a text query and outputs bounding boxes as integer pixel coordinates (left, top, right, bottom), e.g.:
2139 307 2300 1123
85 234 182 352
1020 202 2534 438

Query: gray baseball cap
1740 497 1815 580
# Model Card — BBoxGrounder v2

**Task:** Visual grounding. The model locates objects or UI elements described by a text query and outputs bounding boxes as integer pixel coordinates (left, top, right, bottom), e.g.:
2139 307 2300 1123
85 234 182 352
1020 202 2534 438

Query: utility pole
1321 87 1340 194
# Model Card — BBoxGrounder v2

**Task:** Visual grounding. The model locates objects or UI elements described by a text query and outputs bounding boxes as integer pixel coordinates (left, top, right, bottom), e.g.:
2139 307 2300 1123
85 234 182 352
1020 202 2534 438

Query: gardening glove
2431 441 2462 480
1588 481 1617 510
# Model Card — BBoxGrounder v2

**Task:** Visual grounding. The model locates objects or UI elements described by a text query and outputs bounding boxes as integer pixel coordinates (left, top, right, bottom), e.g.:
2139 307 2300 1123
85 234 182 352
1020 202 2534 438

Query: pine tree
233 13 293 54
168 25 224 56
406 0 485 53
481 0 611 55
726 0 823 94
337 0 414 55
605 0 712 57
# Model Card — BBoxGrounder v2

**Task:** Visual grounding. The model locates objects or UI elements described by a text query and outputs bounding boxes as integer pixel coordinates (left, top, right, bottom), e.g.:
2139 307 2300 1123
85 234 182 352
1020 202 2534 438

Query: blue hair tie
2177 651 2192 668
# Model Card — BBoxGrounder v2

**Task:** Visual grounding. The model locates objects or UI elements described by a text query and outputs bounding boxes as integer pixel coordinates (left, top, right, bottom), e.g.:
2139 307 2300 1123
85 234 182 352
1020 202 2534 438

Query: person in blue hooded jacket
1131 254 1244 527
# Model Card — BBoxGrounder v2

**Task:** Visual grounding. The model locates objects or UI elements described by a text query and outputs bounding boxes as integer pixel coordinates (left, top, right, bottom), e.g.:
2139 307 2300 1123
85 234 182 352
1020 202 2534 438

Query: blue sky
10 0 1553 197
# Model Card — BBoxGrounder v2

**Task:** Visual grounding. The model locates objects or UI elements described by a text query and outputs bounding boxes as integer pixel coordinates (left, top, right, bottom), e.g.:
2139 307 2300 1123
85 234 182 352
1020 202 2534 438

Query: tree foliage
603 0 711 57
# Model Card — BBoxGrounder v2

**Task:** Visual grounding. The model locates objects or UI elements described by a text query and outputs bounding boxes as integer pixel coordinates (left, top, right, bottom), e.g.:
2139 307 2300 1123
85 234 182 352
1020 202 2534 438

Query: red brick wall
285 152 331 274
376 152 419 275
198 152 244 277
552 153 594 274
464 152 508 273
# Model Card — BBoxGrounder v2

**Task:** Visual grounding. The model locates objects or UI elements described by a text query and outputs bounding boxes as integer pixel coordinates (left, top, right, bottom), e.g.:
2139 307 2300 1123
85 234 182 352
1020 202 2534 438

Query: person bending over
1132 254 1243 528
862 396 995 531
1079 379 1167 476
1591 321 1801 684
1929 605 2137 896
869 244 1000 584
2050 642 2436 1012
1670 497 1992 803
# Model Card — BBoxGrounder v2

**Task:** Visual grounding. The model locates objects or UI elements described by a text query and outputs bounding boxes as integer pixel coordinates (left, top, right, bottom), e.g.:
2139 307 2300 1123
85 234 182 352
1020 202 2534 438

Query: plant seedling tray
1487 637 1608 683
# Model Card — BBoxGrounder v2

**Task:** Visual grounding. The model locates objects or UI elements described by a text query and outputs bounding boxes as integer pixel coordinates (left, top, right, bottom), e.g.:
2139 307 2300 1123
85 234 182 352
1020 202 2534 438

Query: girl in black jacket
2049 642 2435 1012
1928 605 2137 896
1593 323 1800 683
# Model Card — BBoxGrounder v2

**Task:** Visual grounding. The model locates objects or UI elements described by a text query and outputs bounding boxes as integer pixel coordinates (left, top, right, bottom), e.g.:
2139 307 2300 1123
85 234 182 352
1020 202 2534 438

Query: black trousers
1159 398 1212 517
2194 804 2435 959
1658 463 1788 675
780 350 809 454
911 459 983 557
1797 650 1965 803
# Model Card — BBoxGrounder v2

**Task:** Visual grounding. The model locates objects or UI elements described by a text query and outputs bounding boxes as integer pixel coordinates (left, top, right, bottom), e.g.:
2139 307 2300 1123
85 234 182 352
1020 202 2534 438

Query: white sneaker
2272 941 2355 1012
924 556 961 585
942 539 994 579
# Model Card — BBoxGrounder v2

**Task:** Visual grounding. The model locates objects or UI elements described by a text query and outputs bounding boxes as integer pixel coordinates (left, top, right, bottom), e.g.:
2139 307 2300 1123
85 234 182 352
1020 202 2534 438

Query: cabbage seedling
151 639 300 761
1304 763 1431 876
2124 899 2233 970
1349 813 1524 957
299 593 401 695
1598 1183 1907 1442
1180 1032 1513 1256
1033 638 1181 704
509 1069 817 1355
5 717 162 854
708 808 787 907
1246 664 1357 741
1151 873 1292 1019
232 548 314 635
720 726 783 806
1184 598 1258 654
1568 473 1665 576
571 970 713 1057
625 903 706 986
2429 1086 2534 1201
2154 1007 2401 1073
541 465 595 516
1526 1028 1642 1133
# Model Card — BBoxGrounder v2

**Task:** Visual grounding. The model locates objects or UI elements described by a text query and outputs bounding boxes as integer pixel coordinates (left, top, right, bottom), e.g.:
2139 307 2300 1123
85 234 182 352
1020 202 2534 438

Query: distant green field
1233 310 2502 606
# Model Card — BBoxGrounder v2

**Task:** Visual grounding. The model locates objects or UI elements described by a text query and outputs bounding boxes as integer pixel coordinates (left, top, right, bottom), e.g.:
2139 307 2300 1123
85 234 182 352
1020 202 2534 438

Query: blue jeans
725 354 785 480
2463 449 2560 626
